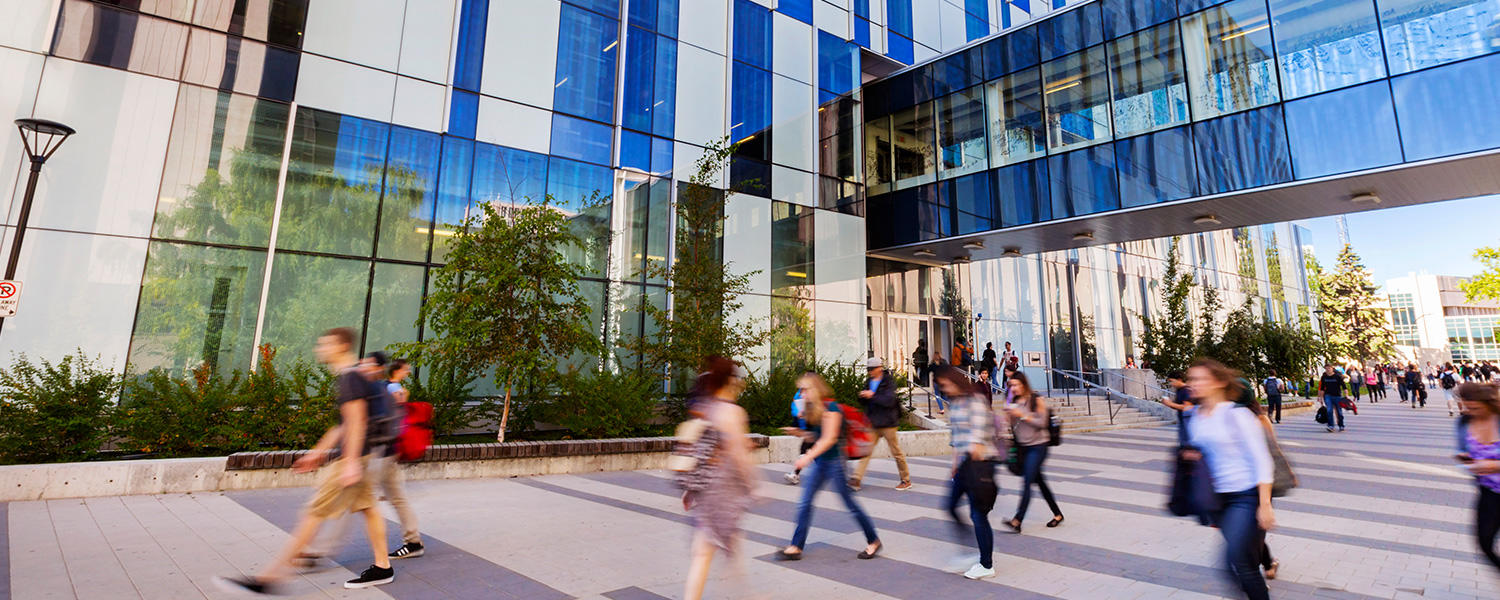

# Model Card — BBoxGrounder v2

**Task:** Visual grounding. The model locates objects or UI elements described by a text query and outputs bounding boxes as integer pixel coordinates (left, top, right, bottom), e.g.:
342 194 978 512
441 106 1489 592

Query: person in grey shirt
1003 372 1063 533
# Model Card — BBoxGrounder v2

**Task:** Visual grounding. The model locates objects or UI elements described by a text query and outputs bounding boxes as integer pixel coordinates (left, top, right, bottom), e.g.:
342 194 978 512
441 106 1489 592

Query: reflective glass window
449 90 479 139
260 253 370 365
771 295 815 368
1192 105 1292 194
967 12 988 42
129 242 266 375
933 49 981 97
547 158 615 279
892 103 938 189
984 25 1040 78
996 160 1051 226
279 109 389 256
1103 0 1177 38
182 29 299 102
554 4 619 123
629 0 680 36
937 87 989 179
1270 0 1385 99
1182 0 1280 119
377 127 442 262
622 28 657 133
192 0 309 49
472 143 549 208
730 156 772 196
779 0 814 25
1284 81 1401 178
1379 0 1500 74
733 0 772 69
864 116 894 194
888 32 915 64
985 68 1047 165
1391 52 1500 160
731 62 773 161
95 0 196 22
52 0 189 79
620 130 652 172
1041 2 1105 60
772 201 816 294
854 17 872 48
888 0 914 36
1109 23 1189 137
1115 125 1196 207
155 85 288 247
550 113 614 166
453 0 489 91
1048 144 1120 217
819 31 858 96
1044 46 1113 151
365 262 425 353
431 138 474 263
567 0 621 19
914 184 949 241
947 171 995 234
652 36 678 137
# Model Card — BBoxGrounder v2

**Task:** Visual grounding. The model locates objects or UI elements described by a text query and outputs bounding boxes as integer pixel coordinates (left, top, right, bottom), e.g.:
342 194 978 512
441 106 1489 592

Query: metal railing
1041 367 1167 425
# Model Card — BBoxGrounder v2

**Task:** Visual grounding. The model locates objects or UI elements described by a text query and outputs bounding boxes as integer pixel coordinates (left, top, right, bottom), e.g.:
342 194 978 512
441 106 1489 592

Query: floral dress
686 403 753 553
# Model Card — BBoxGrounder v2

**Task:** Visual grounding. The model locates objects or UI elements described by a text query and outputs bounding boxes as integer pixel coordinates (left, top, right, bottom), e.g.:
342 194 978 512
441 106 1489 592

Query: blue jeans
1322 395 1345 429
1015 444 1062 521
790 457 879 549
1213 489 1270 600
946 458 996 568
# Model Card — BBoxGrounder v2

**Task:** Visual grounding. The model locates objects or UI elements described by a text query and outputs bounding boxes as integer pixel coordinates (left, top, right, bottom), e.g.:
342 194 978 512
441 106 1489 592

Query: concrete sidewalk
5 399 1495 599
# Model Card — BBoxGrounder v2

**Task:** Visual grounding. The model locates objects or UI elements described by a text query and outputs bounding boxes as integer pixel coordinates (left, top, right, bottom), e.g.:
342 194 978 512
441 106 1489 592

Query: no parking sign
0 280 22 317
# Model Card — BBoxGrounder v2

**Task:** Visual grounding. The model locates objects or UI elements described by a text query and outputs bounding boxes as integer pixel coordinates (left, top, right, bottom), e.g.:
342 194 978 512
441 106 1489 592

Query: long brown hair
1458 382 1500 417
1009 371 1037 408
799 373 835 425
1190 357 1247 406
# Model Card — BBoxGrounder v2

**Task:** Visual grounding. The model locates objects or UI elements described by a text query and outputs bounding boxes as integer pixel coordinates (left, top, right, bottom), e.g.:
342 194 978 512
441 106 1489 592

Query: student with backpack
1262 371 1286 424
850 357 912 492
1004 372 1064 533
777 373 882 562
934 366 1003 580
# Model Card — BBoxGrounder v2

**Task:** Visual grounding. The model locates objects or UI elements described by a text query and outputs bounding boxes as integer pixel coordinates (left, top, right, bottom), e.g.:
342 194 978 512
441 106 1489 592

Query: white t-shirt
1187 404 1273 494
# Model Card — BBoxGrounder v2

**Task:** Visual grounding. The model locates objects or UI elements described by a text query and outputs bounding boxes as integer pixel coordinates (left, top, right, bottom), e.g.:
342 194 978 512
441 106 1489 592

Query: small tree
1195 283 1223 359
402 198 600 442
1318 244 1396 364
1140 237 1197 376
1462 246 1500 302
1215 299 1261 377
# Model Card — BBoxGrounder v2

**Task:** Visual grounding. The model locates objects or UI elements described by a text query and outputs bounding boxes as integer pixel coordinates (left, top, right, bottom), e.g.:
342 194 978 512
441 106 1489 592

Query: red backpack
838 403 876 459
396 401 434 462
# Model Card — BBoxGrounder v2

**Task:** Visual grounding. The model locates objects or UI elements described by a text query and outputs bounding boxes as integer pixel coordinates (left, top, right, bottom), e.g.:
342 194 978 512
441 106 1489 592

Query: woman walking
1004 373 1064 532
1185 358 1276 600
1454 382 1500 572
934 366 1002 580
778 374 882 561
681 358 757 600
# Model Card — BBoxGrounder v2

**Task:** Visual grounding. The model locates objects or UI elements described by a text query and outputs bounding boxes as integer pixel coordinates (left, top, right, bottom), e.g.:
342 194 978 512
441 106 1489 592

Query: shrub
117 364 245 455
740 364 799 432
0 352 121 464
538 366 660 439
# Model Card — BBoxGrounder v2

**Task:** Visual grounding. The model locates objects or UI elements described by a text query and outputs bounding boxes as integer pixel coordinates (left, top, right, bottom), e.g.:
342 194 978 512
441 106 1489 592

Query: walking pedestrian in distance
1443 364 1463 416
981 342 998 383
682 358 757 600
777 374 882 561
850 357 912 492
1349 367 1364 402
1164 370 1194 426
1185 359 1276 600
1407 363 1427 408
1318 365 1348 433
1004 372 1064 533
1397 364 1411 403
1001 364 1019 404
1001 342 1018 372
1370 369 1384 403
1262 371 1285 424
1454 382 1500 572
215 328 394 594
934 366 1002 580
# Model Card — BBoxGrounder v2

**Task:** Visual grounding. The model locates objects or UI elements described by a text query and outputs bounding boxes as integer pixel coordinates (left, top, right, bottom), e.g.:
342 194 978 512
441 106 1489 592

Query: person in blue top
782 380 815 485
776 373 882 561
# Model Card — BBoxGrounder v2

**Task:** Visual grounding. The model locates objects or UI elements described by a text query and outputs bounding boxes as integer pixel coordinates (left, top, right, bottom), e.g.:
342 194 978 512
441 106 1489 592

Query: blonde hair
799 374 834 424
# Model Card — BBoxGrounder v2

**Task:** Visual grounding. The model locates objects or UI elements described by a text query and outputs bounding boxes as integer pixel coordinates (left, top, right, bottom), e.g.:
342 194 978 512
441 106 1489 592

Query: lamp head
15 118 75 163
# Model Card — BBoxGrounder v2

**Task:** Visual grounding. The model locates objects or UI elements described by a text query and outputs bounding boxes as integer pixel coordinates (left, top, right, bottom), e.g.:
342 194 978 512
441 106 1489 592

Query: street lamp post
2 118 76 334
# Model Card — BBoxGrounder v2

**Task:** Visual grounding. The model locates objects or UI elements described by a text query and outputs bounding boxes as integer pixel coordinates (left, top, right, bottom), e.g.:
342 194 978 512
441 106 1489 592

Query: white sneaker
784 472 800 485
963 564 996 580
946 555 977 573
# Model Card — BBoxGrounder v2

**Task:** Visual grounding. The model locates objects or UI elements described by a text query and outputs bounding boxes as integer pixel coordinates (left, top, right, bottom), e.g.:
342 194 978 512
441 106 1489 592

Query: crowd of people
209 327 1500 599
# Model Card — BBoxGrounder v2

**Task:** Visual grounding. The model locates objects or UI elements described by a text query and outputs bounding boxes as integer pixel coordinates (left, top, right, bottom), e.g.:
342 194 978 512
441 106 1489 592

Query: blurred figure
1454 382 1500 573
1261 370 1285 424
1004 373 1064 533
1318 365 1347 433
1406 363 1426 408
777 374 882 561
935 366 1002 580
850 357 912 492
1186 359 1275 600
682 358 757 600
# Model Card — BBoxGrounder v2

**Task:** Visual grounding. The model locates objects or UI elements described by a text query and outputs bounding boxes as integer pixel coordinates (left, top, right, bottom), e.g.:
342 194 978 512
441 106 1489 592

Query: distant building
1383 273 1500 363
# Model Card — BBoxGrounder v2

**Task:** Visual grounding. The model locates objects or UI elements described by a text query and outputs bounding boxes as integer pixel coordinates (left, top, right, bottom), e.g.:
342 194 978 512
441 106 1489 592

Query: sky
1299 194 1499 287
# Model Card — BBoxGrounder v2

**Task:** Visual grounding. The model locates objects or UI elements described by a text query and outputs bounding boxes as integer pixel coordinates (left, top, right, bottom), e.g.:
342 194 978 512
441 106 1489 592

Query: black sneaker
345 565 394 589
390 542 425 559
291 554 332 573
213 575 282 596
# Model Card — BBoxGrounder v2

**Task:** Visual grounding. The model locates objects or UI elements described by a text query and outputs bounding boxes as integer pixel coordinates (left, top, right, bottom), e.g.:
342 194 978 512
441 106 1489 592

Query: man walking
1263 370 1286 424
850 357 912 492
1001 341 1018 371
981 342 998 382
216 328 395 594
1319 364 1347 433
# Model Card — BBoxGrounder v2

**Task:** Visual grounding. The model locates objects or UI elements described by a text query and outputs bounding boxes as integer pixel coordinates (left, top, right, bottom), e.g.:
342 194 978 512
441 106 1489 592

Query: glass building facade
3 0 1470 383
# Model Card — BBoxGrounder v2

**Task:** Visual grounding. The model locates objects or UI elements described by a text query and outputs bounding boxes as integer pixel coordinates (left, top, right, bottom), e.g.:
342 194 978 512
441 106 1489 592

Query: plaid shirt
949 394 1002 460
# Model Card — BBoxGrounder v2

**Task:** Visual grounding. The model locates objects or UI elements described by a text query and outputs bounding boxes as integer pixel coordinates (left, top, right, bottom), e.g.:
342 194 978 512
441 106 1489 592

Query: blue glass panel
620 129 651 171
629 0 655 30
653 36 677 138
378 127 442 261
818 89 839 105
565 0 619 19
550 113 614 165
917 183 949 241
1284 82 1401 179
453 0 489 91
730 63 772 158
651 135 673 175
866 191 914 247
888 0 914 36
554 5 619 122
819 31 857 95
1178 0 1230 13
548 157 614 210
1040 1 1103 60
1379 0 1500 74
1192 105 1292 194
948 171 995 234
622 28 656 132
779 0 813 25
731 156 772 197
984 25 1039 78
279 109 389 255
996 160 1050 226
448 90 478 139
932 48 979 96
733 0 772 69
966 0 990 20
854 17 871 48
1270 0 1385 99
854 0 871 18
1048 144 1119 218
658 0 678 37
432 137 473 260
887 32 915 64
1391 53 1500 160
1103 0 1175 39
1115 126 1196 207
966 13 988 42
472 143 548 207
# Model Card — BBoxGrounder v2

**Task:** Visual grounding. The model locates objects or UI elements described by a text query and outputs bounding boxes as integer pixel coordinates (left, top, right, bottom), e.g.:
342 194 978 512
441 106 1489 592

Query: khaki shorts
305 456 376 519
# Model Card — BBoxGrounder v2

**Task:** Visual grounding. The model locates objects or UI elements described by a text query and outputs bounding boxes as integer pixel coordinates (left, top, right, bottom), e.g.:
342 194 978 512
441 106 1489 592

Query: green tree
1140 237 1197 376
1195 283 1222 359
1318 244 1396 364
1215 299 1261 377
1461 246 1500 302
1259 320 1324 391
400 198 600 442
939 267 972 345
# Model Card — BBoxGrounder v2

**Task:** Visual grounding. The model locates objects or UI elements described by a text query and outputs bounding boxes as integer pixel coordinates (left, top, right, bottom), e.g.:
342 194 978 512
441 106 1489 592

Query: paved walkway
5 398 1496 599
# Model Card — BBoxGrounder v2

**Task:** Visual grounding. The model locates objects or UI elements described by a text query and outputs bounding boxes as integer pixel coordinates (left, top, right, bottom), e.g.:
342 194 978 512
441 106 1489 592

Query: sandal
1264 560 1280 580
857 541 883 560
1047 515 1065 528
1005 518 1022 533
775 549 803 561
